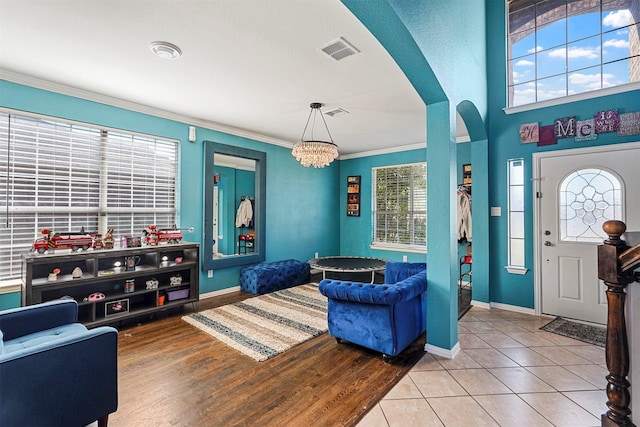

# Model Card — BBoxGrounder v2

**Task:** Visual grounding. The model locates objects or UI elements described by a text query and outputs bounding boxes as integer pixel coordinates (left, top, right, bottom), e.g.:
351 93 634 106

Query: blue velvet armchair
0 299 118 427
318 262 427 361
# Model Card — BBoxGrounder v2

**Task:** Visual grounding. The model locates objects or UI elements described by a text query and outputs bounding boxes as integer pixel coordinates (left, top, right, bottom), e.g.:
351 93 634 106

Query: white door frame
532 141 640 316
212 186 219 255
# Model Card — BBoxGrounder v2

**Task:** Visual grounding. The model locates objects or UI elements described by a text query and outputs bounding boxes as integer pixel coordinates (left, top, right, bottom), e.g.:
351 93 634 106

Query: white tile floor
357 306 608 427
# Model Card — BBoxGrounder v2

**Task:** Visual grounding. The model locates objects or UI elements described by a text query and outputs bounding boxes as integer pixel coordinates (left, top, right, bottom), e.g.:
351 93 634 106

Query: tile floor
358 305 608 427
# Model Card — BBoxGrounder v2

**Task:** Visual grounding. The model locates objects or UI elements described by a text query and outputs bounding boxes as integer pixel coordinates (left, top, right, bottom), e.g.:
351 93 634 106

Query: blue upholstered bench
240 259 311 295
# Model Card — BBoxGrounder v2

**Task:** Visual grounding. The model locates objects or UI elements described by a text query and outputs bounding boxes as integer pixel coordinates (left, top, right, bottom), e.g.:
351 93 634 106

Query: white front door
535 142 640 324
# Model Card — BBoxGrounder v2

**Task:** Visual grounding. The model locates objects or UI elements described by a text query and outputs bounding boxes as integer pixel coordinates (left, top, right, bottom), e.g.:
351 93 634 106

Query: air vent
321 37 360 61
324 107 349 117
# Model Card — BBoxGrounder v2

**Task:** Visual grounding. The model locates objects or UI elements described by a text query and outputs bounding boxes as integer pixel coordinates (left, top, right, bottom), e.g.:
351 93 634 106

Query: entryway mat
540 317 606 347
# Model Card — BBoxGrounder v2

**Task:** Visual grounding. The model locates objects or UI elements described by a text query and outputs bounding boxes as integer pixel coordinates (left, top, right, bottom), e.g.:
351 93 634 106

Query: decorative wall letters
554 116 576 139
594 110 620 133
575 119 597 142
618 112 640 137
538 125 557 146
520 107 640 144
520 122 539 143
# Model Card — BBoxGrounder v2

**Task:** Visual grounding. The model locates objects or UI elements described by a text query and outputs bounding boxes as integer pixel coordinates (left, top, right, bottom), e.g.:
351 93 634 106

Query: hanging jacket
235 198 253 228
457 190 472 242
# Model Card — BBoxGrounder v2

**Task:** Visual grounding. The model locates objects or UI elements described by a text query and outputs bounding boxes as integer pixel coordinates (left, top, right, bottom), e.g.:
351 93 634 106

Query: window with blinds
0 111 179 282
372 162 427 250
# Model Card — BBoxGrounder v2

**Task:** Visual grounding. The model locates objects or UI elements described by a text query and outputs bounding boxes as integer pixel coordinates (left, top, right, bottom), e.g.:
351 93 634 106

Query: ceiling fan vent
324 107 349 117
321 37 360 61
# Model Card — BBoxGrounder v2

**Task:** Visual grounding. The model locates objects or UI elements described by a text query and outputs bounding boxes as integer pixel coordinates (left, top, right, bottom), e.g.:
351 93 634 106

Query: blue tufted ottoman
240 259 311 295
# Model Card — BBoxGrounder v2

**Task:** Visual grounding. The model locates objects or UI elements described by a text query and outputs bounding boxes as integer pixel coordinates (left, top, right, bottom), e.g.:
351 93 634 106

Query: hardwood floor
110 289 424 426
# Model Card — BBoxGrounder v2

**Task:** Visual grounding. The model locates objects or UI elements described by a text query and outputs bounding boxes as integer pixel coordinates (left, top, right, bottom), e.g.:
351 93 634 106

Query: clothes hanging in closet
235 197 253 228
457 187 472 242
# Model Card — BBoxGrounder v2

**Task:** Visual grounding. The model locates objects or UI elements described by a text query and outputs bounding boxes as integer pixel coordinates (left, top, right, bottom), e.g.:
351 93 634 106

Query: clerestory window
508 0 640 107
0 110 179 282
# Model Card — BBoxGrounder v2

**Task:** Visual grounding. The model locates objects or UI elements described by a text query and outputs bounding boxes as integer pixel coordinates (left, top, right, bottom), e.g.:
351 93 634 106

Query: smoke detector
149 41 182 60
321 37 360 61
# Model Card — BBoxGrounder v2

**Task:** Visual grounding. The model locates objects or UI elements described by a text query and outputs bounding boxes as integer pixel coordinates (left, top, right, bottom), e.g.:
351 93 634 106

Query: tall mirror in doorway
202 141 266 271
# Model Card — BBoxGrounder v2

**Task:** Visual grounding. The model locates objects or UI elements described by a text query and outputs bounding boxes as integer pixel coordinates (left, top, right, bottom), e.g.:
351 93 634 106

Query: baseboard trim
199 286 241 300
467 299 536 315
470 299 490 309
424 341 461 360
489 301 536 315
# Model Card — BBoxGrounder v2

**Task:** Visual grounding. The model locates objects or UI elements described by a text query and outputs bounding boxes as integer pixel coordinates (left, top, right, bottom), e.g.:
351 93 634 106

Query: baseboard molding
470 299 490 309
489 301 536 315
199 286 241 300
424 341 461 360
467 299 536 315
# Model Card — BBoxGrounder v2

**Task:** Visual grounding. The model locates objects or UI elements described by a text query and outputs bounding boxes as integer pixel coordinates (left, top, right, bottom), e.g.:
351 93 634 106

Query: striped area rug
182 283 327 361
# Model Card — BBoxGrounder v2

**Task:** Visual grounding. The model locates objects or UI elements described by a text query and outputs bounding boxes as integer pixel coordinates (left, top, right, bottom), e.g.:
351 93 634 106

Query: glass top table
308 256 387 283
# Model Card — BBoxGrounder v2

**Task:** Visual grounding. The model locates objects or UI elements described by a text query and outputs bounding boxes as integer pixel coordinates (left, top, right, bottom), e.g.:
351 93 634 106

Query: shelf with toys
21 241 199 328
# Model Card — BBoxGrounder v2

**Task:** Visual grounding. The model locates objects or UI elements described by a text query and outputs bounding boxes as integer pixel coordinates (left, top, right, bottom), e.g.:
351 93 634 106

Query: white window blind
0 111 178 281
372 163 427 249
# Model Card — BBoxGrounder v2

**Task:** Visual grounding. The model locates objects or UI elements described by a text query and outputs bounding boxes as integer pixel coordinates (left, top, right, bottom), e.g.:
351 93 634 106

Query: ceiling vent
324 107 349 117
321 37 360 61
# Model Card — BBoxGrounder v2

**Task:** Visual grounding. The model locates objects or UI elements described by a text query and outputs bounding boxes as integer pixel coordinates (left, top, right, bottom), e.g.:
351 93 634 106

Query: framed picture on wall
462 164 472 185
347 175 361 216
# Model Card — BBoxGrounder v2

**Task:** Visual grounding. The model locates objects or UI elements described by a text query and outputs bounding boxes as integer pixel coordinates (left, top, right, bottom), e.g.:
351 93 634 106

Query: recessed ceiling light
149 41 182 60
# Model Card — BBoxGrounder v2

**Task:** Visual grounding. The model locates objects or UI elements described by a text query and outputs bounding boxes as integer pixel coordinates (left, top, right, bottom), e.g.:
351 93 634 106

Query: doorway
534 142 640 324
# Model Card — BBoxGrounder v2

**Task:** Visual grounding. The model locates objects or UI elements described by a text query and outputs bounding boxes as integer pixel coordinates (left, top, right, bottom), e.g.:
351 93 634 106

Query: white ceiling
0 1 466 157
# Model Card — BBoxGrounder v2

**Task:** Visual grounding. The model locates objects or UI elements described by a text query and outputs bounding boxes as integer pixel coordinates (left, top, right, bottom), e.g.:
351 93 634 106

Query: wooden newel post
598 220 635 427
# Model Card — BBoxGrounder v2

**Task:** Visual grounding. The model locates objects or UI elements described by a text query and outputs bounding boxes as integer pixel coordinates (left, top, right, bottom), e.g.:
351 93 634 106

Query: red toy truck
31 228 95 254
142 225 183 245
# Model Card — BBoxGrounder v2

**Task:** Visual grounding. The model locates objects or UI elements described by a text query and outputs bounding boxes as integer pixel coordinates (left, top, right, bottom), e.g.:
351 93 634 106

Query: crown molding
339 141 426 160
0 69 293 149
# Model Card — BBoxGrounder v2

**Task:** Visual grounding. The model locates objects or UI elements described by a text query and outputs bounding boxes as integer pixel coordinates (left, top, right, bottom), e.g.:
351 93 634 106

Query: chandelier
292 102 339 168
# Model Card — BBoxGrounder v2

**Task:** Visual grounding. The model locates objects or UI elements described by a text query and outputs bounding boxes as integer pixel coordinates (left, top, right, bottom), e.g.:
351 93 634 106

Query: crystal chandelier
292 102 339 168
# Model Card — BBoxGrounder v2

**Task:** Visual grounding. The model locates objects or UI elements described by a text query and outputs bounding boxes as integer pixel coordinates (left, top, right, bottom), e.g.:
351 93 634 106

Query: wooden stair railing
598 220 640 427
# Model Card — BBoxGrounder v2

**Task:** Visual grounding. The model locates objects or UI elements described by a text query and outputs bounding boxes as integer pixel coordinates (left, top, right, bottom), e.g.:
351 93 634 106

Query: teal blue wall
0 291 21 310
389 0 488 116
344 0 488 351
486 1 640 308
0 80 340 293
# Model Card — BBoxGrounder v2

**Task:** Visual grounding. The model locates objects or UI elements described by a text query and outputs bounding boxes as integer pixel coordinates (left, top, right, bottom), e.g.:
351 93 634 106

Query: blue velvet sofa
240 259 310 295
0 299 118 427
318 262 427 361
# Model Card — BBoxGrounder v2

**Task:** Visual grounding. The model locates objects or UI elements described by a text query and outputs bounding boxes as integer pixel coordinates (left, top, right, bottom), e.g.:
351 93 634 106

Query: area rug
183 283 327 361
540 317 606 347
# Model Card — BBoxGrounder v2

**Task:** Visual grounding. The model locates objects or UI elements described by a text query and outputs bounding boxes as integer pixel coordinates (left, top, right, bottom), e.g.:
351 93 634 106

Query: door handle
544 241 552 246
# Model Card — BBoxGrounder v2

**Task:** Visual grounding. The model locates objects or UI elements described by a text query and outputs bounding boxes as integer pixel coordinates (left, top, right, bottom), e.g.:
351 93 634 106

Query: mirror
202 141 266 271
